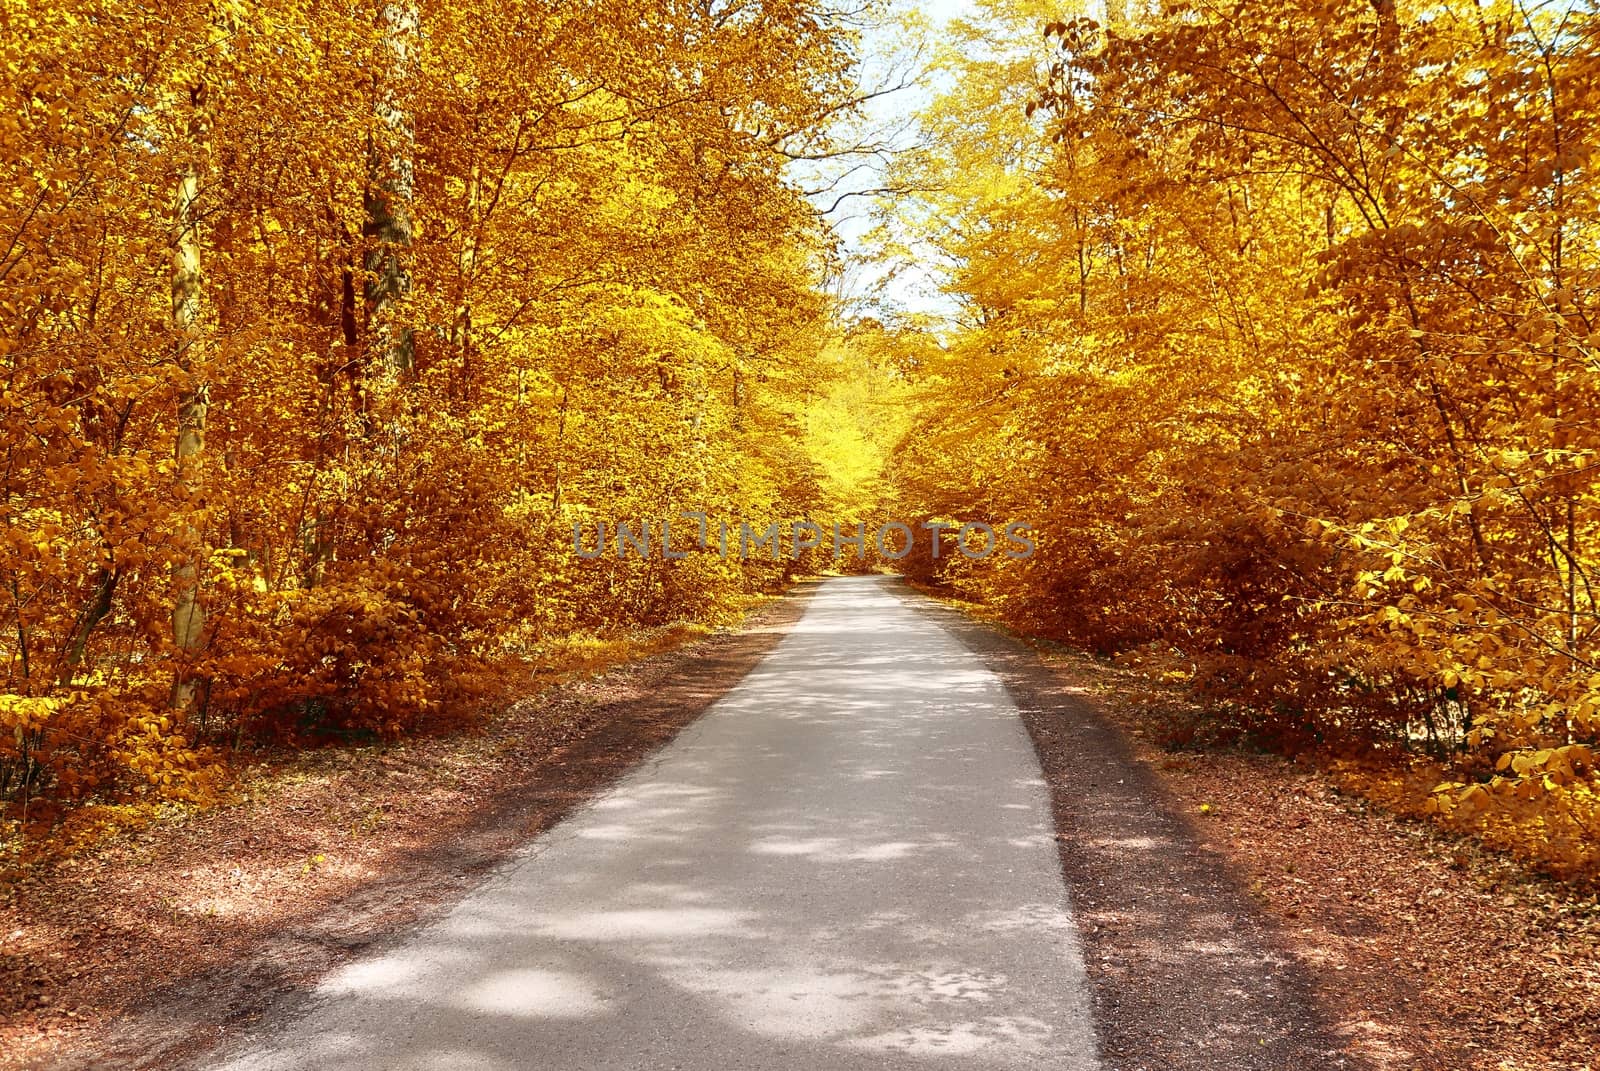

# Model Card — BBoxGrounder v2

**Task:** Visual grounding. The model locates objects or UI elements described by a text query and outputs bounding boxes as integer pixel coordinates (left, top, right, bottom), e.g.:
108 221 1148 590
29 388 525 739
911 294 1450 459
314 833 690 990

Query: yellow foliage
881 0 1600 877
0 0 874 827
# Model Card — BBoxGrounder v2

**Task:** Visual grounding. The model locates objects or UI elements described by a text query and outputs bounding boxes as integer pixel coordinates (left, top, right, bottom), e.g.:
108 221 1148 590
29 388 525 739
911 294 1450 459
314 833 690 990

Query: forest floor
933 592 1600 1071
0 584 816 1071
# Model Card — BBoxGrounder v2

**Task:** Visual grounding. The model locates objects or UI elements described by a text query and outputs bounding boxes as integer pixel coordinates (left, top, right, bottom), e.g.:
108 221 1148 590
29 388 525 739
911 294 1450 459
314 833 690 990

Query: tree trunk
451 158 480 400
364 1 419 382
169 39 215 715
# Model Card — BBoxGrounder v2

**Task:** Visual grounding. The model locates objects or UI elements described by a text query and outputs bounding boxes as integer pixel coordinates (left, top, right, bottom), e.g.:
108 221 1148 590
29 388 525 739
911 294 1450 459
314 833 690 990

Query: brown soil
921 584 1600 1071
0 582 817 1071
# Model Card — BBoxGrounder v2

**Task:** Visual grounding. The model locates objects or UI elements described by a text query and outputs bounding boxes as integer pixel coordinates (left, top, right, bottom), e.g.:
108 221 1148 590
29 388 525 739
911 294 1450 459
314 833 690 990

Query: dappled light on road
208 577 1100 1070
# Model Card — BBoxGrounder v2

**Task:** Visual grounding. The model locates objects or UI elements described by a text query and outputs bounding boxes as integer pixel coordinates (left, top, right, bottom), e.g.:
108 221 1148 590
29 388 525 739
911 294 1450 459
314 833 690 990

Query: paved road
210 576 1102 1070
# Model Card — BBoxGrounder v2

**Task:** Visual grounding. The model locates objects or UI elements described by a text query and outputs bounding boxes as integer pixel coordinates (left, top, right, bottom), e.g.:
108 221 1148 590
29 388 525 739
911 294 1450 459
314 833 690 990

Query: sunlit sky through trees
795 0 978 318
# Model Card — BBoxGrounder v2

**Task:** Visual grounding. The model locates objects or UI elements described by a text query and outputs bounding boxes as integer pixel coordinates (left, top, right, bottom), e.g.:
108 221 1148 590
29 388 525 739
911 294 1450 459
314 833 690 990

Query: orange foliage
1 0 869 821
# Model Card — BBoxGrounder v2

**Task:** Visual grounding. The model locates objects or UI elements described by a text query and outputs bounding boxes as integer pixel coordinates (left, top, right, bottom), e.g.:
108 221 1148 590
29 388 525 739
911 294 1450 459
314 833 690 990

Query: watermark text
571 514 1036 561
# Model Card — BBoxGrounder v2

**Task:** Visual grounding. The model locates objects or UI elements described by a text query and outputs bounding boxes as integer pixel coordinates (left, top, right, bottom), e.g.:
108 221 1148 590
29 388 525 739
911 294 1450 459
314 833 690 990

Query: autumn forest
4 0 1600 1032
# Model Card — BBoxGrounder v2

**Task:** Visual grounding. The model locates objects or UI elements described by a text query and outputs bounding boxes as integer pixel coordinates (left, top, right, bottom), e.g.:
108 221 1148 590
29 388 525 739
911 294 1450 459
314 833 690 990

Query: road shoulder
908 582 1356 1071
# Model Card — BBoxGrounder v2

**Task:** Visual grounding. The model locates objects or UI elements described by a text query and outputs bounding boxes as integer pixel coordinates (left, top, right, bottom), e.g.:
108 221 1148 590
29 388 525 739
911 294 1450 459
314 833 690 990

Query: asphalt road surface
209 575 1103 1070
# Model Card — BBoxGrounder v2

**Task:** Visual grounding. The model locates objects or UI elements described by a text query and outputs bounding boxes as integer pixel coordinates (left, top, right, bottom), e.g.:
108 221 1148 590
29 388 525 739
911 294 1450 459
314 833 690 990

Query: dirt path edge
904 581 1360 1071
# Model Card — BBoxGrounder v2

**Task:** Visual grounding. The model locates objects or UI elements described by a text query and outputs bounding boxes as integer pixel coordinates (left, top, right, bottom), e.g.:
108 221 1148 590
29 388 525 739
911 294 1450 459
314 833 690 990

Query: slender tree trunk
56 567 119 686
169 44 215 715
451 158 480 400
364 1 419 382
